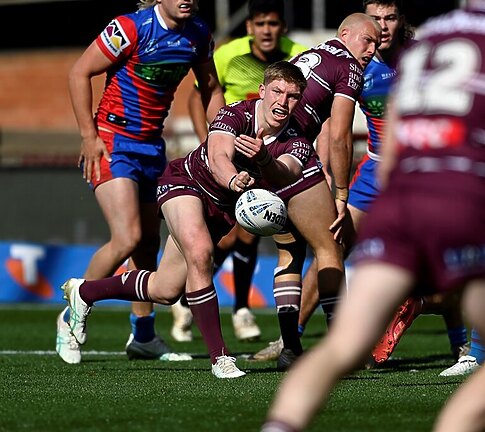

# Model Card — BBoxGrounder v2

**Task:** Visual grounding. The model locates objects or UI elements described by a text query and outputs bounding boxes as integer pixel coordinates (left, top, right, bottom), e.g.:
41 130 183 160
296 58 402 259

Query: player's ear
246 19 254 36
281 21 288 35
339 27 350 43
259 83 265 98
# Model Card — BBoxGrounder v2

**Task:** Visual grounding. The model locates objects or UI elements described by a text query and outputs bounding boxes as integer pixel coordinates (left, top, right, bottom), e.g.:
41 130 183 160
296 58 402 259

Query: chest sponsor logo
134 63 190 86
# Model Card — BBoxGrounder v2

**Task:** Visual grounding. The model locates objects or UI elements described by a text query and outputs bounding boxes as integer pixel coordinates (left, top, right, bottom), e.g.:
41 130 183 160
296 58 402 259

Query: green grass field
0 305 468 432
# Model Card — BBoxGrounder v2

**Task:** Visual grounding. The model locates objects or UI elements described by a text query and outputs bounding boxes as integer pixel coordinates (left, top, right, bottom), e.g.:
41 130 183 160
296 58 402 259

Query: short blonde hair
264 61 307 94
137 0 158 10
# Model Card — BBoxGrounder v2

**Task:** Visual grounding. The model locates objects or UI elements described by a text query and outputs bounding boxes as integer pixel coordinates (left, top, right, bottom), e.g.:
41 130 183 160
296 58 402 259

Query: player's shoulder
305 38 362 75
186 15 212 37
120 6 153 27
364 56 390 74
226 99 256 115
213 36 252 72
315 38 356 59
213 100 256 123
210 100 256 135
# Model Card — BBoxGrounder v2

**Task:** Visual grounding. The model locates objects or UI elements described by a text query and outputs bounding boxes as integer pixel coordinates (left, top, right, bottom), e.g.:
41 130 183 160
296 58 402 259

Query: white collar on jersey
155 4 168 30
155 4 187 32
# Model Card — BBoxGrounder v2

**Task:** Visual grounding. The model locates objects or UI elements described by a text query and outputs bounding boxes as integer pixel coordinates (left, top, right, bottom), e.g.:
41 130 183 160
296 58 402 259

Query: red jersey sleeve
95 16 138 62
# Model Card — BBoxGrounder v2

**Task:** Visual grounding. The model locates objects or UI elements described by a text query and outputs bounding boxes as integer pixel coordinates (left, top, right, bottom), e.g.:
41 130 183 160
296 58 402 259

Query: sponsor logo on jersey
291 141 311 158
215 108 235 118
397 118 465 150
134 62 190 86
211 121 237 134
381 71 396 80
101 19 131 58
315 43 353 59
347 71 362 91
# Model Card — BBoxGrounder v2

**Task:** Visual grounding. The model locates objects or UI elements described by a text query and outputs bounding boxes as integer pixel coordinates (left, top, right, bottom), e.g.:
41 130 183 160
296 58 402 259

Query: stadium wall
0 241 312 308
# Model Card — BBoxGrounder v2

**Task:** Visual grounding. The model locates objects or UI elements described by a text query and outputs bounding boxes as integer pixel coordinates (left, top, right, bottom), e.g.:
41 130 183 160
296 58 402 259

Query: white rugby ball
235 189 287 236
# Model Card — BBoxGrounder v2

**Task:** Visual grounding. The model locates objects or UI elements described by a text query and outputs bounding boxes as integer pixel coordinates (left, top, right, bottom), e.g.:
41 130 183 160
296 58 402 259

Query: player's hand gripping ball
235 189 287 236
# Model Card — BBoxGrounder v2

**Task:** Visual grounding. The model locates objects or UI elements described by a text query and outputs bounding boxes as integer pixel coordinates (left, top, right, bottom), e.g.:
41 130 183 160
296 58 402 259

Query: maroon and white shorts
157 158 236 244
351 180 485 294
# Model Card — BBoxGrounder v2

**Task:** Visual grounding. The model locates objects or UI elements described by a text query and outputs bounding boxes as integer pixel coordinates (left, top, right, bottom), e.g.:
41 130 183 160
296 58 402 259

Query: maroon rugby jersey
290 38 364 141
392 5 485 191
184 99 321 207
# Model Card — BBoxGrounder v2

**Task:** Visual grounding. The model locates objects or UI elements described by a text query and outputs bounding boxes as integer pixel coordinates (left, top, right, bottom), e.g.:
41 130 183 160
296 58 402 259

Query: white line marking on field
0 350 126 356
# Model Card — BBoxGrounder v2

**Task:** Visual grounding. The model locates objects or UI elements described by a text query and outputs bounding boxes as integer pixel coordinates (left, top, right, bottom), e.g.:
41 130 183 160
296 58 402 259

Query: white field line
0 350 250 360
0 350 126 356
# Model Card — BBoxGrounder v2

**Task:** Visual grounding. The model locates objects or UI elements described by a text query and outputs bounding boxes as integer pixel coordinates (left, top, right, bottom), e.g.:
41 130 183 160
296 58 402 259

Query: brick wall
0 49 197 164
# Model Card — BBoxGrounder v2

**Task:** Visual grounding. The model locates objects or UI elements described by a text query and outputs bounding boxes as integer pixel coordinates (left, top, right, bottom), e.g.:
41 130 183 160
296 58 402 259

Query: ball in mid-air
235 189 287 236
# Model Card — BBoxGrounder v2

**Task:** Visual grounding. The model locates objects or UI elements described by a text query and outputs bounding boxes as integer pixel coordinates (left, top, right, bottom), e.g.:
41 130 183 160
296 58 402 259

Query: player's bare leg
160 195 245 377
288 181 344 327
264 264 412 431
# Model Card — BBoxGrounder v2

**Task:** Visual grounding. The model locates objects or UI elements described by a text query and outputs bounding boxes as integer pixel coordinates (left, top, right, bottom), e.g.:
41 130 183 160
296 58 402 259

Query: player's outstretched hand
235 128 266 161
229 171 255 193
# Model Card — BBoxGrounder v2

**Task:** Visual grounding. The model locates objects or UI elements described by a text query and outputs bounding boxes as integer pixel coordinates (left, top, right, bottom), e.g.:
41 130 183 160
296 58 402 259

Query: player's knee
186 248 214 275
113 226 143 255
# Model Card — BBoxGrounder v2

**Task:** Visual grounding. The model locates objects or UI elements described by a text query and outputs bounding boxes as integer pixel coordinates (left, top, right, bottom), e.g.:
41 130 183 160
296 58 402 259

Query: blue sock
470 328 485 365
298 324 305 337
130 312 156 343
447 326 468 349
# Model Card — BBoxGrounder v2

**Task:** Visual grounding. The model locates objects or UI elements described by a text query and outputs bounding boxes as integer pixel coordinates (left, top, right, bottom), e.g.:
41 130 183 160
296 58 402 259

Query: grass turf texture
0 305 468 431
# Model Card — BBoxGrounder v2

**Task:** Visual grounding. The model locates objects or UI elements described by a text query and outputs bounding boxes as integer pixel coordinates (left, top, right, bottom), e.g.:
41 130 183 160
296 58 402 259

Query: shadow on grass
366 353 455 373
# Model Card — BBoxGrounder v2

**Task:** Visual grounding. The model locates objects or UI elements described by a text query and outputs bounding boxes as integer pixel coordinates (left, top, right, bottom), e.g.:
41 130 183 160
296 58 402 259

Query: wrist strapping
335 186 349 202
228 174 237 191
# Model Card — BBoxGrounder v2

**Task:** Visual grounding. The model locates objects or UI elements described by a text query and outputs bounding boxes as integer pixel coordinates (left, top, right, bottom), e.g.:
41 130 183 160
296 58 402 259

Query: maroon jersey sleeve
208 100 254 137
334 59 364 102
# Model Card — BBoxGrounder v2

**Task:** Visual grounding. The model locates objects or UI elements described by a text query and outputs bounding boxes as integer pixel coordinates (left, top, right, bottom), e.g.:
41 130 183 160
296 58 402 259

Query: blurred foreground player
262 2 485 430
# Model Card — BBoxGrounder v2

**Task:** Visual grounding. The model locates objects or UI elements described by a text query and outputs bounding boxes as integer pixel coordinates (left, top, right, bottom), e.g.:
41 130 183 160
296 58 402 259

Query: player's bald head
337 12 381 37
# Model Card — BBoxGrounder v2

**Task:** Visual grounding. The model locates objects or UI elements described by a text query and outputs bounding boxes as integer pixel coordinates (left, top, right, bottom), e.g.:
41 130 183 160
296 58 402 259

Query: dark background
0 0 459 50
